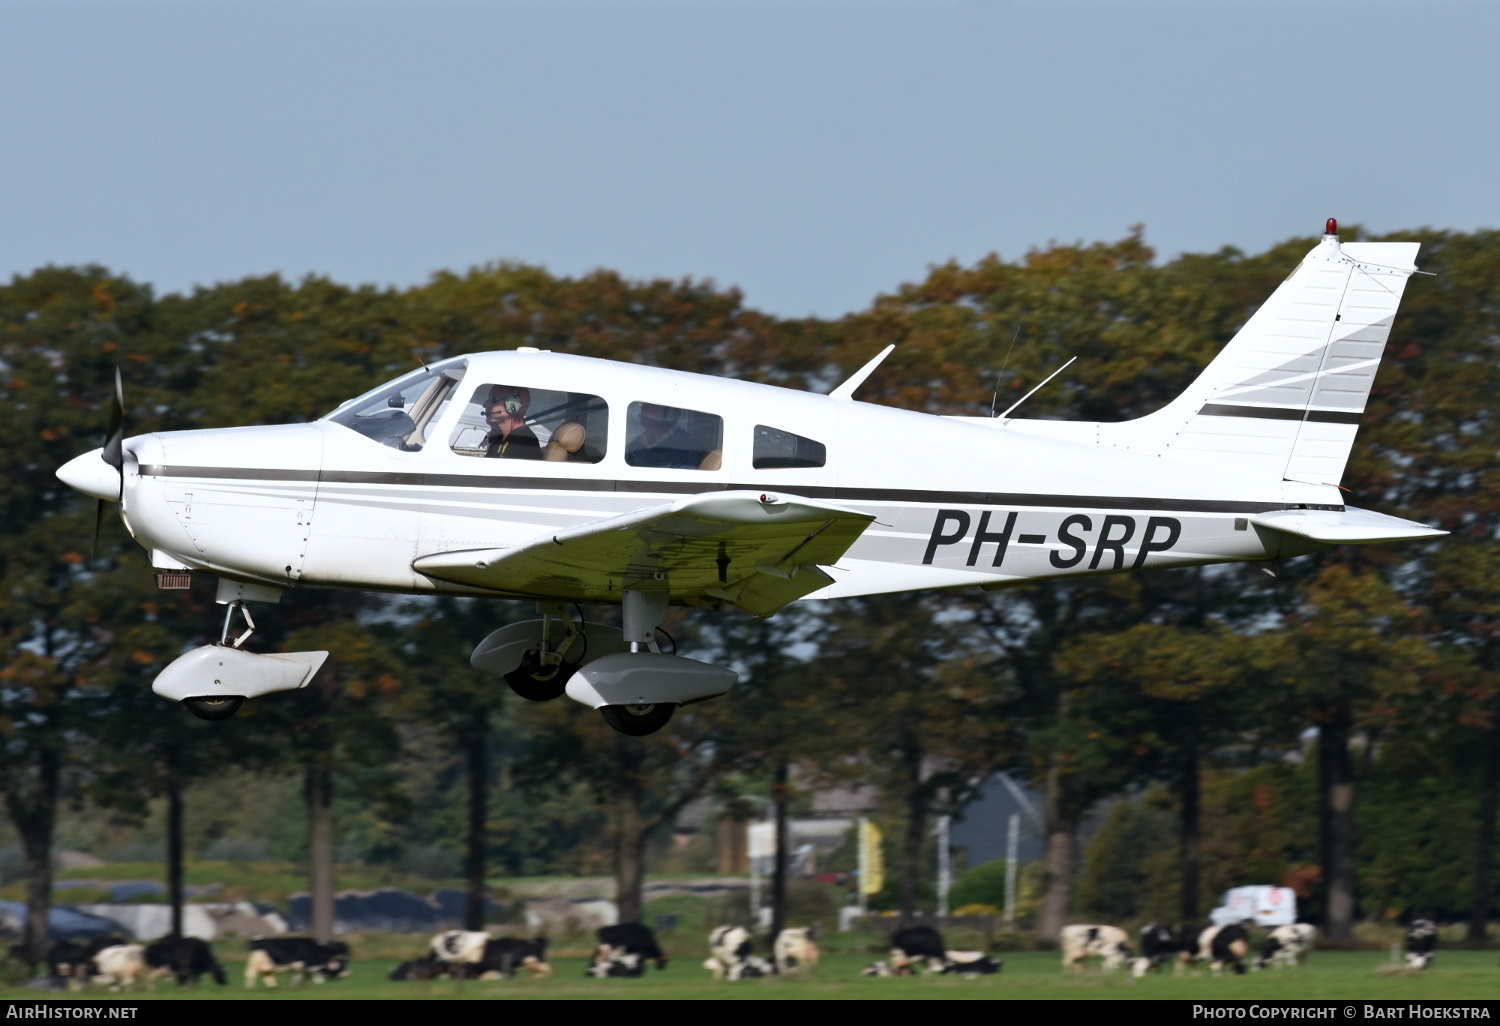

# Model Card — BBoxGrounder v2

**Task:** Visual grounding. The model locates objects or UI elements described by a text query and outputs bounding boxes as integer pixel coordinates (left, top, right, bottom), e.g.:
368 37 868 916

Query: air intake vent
154 571 192 590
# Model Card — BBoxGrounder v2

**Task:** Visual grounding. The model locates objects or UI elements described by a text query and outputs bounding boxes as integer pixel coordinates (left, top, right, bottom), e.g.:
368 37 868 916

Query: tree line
2 224 1497 959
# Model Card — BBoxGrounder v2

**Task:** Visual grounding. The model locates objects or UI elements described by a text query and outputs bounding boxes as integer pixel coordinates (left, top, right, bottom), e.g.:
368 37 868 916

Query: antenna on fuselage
997 355 1077 421
991 325 1022 417
827 344 895 402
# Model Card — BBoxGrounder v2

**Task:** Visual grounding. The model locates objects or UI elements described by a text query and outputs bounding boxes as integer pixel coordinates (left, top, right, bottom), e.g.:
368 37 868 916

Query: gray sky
2 1 1496 317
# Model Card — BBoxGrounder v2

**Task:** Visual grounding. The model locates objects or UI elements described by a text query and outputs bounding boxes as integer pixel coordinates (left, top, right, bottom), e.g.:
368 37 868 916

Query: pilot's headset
489 386 530 417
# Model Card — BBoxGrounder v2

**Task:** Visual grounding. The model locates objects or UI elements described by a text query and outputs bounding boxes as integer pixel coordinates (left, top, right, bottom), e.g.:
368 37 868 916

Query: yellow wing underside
413 491 875 617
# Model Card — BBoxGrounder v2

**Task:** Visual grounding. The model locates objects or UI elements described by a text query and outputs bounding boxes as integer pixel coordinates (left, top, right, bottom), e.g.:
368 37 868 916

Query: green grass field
9 951 1499 1000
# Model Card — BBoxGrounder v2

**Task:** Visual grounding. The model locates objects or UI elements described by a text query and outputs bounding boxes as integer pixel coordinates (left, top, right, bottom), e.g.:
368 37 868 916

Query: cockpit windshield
324 357 468 451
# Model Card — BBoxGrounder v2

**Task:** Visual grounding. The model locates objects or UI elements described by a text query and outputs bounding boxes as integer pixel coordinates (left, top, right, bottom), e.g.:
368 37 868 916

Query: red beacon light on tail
1325 218 1338 236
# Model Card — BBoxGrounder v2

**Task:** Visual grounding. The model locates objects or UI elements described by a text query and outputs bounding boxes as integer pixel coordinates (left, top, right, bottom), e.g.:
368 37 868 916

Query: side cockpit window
449 385 609 463
625 402 723 470
753 425 825 469
326 359 466 451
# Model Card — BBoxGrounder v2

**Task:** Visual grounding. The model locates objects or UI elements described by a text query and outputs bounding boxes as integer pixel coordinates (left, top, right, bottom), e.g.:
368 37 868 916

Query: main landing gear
470 591 738 737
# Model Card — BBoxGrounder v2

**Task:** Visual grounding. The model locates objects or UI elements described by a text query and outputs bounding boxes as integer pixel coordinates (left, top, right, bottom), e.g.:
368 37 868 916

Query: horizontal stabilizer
1249 506 1446 544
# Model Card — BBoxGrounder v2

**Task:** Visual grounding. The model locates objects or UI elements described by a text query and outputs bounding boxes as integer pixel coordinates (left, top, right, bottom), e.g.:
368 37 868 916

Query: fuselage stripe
137 465 1339 515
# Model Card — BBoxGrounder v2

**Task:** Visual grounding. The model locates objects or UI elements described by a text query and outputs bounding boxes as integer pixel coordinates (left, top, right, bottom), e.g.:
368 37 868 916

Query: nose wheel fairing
152 598 328 719
152 645 328 706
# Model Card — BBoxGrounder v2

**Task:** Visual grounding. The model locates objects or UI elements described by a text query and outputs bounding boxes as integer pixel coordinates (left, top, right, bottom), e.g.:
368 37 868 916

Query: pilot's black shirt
485 425 542 459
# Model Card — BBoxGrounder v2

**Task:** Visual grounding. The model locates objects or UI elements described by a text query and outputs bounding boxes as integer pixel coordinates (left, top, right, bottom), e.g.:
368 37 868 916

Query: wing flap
413 490 875 614
1249 506 1447 544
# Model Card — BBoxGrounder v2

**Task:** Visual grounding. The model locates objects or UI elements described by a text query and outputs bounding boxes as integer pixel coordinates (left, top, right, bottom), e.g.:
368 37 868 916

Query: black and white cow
888 925 947 975
703 926 777 980
1060 924 1132 972
1184 924 1250 976
1132 921 1179 977
773 927 819 975
1405 920 1437 970
591 923 667 974
429 930 549 979
705 926 755 980
1254 924 1316 971
143 937 226 987
244 938 351 988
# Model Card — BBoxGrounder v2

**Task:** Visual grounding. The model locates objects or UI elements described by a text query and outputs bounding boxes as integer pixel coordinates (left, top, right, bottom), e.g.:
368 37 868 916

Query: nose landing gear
152 596 328 719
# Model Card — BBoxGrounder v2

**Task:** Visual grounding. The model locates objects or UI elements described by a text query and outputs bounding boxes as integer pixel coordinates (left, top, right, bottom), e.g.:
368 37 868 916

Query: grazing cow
861 960 896 977
773 927 819 975
939 950 1002 976
1405 920 1437 970
1184 924 1250 976
1255 924 1316 971
1061 924 1132 973
889 925 947 975
90 944 147 991
143 937 226 987
244 938 351 988
586 951 644 978
475 937 551 979
1132 922 1179 977
593 923 667 972
706 926 756 980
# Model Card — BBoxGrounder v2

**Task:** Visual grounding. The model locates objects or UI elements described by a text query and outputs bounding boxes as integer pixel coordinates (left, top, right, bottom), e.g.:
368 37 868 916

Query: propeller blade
101 367 124 499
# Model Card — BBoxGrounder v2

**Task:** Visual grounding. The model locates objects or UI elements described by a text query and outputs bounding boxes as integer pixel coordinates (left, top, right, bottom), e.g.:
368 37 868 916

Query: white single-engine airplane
57 221 1445 734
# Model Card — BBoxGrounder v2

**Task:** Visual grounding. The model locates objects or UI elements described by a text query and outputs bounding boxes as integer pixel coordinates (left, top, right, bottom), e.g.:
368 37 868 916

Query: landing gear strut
152 594 328 717
593 590 677 736
503 603 587 701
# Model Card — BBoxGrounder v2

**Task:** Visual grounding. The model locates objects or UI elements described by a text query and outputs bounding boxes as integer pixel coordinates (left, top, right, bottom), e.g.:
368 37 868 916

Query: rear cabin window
449 385 609 463
625 402 723 470
753 425 826 469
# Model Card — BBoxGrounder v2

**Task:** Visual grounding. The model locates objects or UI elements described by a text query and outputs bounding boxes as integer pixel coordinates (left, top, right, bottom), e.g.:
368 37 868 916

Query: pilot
627 403 709 469
482 385 543 459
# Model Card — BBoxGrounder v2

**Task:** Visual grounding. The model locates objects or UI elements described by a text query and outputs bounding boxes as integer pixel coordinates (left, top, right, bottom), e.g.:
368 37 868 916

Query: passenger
483 385 543 459
628 403 709 469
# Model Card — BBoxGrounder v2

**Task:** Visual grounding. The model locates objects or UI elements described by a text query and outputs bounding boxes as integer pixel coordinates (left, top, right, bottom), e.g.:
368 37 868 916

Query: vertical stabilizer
1103 227 1419 485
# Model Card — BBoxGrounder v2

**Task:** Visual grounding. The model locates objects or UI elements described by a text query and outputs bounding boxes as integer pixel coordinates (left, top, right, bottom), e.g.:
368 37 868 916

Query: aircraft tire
182 696 245 721
599 703 676 736
504 651 579 702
